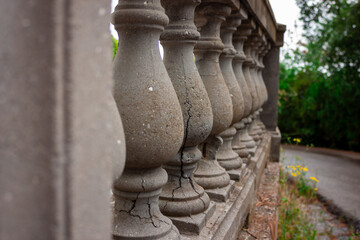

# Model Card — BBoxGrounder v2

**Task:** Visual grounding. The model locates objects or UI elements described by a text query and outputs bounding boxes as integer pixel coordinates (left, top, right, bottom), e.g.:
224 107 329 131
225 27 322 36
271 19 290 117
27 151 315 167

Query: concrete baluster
112 0 184 238
231 10 256 163
256 39 271 134
159 0 215 234
193 2 234 202
246 31 263 146
258 38 269 106
237 20 259 155
251 34 267 139
217 11 246 180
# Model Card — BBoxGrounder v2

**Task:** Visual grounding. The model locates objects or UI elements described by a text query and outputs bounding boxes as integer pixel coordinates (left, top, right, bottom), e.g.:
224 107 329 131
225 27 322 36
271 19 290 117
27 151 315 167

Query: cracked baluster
235 19 258 156
193 2 234 202
217 11 245 180
111 0 184 239
159 0 215 233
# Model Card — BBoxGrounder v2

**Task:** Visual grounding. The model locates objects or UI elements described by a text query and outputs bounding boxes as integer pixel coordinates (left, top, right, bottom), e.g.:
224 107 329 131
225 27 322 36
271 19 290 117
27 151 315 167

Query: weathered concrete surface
0 1 125 240
281 147 360 220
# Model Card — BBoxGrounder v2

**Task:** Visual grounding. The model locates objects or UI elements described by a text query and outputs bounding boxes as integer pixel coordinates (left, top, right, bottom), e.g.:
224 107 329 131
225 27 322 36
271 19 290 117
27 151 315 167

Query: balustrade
1 0 285 238
193 1 234 202
112 0 184 238
158 0 215 234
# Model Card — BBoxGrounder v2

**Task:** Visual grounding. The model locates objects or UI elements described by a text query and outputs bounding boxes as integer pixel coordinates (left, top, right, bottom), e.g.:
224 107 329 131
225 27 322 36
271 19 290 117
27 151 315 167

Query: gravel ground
237 162 356 240
301 201 353 239
238 162 279 240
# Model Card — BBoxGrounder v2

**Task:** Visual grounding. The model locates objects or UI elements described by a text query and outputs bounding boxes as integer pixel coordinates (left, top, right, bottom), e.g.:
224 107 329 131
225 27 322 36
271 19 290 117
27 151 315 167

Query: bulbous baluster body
112 1 184 239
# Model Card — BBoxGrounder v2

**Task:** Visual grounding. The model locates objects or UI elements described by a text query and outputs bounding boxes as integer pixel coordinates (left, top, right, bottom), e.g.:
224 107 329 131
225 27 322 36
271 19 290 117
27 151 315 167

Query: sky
110 0 303 58
269 0 304 57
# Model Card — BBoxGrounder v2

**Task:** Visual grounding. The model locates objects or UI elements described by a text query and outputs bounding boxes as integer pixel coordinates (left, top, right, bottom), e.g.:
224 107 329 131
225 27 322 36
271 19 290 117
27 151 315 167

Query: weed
278 167 318 239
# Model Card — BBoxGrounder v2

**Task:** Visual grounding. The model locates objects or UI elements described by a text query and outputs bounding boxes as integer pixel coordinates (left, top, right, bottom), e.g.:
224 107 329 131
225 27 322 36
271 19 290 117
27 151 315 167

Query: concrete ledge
254 133 272 189
206 180 235 202
182 170 255 240
227 163 246 181
171 201 217 235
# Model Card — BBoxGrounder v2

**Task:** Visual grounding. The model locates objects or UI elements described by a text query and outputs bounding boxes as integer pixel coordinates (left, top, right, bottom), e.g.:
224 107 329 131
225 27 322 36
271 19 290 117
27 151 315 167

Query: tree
279 0 360 150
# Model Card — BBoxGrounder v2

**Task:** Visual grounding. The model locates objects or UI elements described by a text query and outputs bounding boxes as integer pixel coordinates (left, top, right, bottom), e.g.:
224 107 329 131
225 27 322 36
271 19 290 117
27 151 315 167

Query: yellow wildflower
287 166 291 169
314 188 318 191
303 167 308 172
292 172 297 177
296 171 300 175
296 165 301 168
299 167 304 171
310 177 319 183
292 166 296 171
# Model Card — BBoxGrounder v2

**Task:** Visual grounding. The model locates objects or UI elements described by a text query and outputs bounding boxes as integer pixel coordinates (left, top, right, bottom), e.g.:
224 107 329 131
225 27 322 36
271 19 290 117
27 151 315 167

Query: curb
316 192 360 234
281 144 360 162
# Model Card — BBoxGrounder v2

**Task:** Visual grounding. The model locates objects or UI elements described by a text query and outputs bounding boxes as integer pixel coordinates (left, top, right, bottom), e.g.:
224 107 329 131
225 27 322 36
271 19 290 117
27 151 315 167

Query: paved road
281 147 360 220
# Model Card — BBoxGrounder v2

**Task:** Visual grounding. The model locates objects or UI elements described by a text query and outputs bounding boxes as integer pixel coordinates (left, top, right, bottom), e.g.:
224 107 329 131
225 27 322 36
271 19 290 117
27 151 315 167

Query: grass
278 166 318 240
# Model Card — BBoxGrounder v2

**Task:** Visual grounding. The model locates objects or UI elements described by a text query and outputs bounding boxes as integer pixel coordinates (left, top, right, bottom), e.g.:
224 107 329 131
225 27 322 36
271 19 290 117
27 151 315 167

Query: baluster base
167 201 216 235
113 168 181 240
160 147 211 217
216 127 243 179
193 135 233 202
241 118 257 156
226 163 247 180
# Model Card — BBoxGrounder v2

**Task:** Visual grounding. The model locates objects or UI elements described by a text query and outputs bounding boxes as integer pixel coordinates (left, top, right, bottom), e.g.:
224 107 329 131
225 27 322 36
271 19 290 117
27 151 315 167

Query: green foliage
279 0 360 151
112 36 118 59
278 168 318 240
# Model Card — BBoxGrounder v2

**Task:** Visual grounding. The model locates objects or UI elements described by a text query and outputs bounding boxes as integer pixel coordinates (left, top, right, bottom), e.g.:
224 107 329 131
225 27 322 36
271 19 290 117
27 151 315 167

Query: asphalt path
281 146 360 220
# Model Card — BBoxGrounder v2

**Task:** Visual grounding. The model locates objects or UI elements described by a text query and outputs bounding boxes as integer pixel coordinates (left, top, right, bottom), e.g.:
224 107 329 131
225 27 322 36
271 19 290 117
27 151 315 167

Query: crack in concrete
189 177 207 209
117 175 162 229
147 198 159 228
179 78 193 182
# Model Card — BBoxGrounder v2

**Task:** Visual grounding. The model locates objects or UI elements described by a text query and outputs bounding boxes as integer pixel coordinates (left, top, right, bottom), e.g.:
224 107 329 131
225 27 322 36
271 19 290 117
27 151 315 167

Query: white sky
269 0 303 56
110 0 303 58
